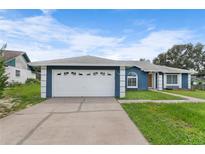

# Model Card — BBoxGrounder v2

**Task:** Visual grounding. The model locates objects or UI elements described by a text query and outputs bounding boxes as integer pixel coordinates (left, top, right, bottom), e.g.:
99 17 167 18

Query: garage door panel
52 70 115 97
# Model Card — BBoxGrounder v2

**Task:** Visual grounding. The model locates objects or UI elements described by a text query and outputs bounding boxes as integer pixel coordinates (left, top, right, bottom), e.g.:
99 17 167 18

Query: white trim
157 73 163 90
153 73 156 89
120 66 126 98
127 72 138 89
164 73 181 88
188 74 191 89
179 74 182 88
41 66 47 98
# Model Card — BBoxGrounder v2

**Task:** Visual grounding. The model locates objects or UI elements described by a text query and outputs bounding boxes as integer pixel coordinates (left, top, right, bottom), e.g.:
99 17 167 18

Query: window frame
127 72 138 88
166 74 179 85
15 70 20 77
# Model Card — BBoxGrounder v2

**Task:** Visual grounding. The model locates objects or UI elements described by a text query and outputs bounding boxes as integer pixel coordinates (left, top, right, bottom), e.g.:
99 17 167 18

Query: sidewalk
118 91 205 104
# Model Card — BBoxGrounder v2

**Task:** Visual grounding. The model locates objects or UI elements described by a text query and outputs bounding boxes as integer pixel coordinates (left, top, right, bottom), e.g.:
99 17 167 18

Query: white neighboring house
1 50 36 84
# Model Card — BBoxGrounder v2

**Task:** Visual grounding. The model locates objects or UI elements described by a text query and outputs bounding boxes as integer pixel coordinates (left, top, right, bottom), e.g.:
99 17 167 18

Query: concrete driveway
0 97 148 145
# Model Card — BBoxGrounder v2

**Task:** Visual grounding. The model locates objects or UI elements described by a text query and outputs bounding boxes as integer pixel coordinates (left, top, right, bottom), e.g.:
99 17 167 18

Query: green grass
122 90 183 100
122 103 205 144
165 90 205 100
1 83 44 117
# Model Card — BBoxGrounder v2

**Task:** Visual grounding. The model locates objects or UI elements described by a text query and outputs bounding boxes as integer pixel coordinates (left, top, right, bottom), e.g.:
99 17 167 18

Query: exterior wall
6 59 15 67
15 55 28 69
46 66 120 98
5 66 36 84
41 66 47 98
42 65 191 98
125 67 148 90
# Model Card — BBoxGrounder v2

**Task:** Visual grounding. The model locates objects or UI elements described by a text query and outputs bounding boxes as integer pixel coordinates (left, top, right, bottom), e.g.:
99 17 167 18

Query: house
1 50 36 83
29 55 193 98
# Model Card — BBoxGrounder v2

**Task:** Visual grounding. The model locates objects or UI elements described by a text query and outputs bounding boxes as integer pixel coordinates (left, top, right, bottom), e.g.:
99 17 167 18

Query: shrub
25 78 40 84
0 56 8 97
8 82 22 87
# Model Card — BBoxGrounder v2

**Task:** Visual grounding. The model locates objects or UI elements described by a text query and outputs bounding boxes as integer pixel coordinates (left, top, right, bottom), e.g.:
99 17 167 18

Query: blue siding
6 59 15 67
115 67 120 97
125 67 148 90
46 66 120 98
46 66 52 98
182 73 189 89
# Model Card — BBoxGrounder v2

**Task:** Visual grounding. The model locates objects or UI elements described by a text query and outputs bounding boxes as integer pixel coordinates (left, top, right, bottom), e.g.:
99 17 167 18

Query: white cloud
109 30 194 60
0 12 197 62
41 9 56 15
0 14 124 61
134 19 156 31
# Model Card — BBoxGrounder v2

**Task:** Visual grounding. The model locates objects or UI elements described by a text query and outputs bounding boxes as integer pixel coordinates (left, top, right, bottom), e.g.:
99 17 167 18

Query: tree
0 43 8 97
153 43 205 74
139 58 151 63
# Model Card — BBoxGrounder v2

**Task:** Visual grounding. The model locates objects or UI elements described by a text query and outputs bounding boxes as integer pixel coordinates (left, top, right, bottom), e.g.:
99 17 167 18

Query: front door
148 73 153 88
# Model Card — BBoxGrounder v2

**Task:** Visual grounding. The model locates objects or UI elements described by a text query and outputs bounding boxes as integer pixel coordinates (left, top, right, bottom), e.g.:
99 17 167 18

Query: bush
8 82 22 87
25 78 40 84
192 81 205 90
0 56 8 97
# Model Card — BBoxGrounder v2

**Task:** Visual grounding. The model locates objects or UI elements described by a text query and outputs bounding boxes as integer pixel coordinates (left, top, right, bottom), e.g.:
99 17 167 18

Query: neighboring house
1 50 36 83
29 55 193 98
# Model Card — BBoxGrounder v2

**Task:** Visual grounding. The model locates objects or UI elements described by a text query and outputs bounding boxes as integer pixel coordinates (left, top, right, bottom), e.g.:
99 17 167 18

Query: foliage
153 43 205 74
139 58 151 63
7 82 22 87
122 103 205 144
0 47 8 97
25 78 40 84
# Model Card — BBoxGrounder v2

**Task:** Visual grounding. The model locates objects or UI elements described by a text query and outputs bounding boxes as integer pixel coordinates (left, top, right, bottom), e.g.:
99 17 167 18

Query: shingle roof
29 55 194 74
1 50 25 61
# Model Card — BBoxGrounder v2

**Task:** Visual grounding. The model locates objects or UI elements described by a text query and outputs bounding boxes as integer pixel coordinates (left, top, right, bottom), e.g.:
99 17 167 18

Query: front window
16 70 20 77
127 72 138 88
166 74 178 84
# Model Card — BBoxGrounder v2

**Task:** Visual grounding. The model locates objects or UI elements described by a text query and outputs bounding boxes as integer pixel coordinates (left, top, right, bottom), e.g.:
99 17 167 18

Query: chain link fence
191 80 205 90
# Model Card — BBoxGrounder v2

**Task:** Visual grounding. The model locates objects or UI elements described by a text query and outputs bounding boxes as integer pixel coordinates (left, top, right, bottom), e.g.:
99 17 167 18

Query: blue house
29 56 193 98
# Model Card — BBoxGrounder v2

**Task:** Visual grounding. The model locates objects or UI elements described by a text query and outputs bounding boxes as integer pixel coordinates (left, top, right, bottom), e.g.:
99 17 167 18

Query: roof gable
1 50 31 62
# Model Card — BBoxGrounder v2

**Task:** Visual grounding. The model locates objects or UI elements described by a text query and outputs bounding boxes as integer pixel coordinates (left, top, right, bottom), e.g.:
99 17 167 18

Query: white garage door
52 69 115 97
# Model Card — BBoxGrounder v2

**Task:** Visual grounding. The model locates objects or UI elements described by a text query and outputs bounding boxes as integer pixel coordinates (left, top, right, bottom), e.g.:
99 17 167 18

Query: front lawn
122 103 205 144
165 90 205 100
122 90 183 100
0 83 44 118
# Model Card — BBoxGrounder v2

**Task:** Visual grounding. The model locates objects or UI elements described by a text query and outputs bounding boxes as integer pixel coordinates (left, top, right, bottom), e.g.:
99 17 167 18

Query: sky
0 9 205 62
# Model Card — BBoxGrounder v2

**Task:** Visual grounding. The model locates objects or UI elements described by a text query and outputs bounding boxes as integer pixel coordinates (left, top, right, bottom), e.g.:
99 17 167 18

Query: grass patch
122 103 205 144
1 83 44 118
165 90 205 100
122 90 183 100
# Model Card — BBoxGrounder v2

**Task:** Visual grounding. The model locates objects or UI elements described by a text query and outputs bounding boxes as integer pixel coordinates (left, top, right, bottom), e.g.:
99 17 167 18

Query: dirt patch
0 98 15 118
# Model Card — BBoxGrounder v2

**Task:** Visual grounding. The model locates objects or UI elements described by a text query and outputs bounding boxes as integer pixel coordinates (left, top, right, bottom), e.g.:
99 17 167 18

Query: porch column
188 74 191 89
157 73 163 90
120 66 126 98
41 66 47 98
153 73 156 89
